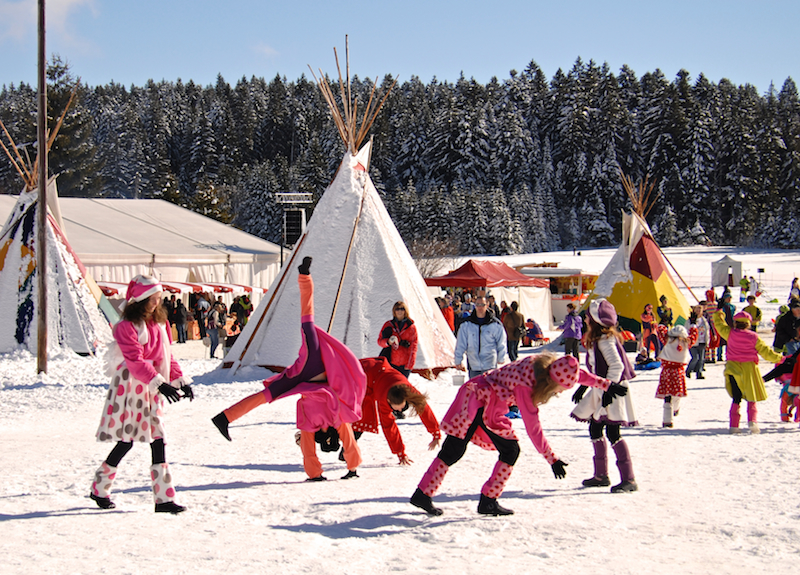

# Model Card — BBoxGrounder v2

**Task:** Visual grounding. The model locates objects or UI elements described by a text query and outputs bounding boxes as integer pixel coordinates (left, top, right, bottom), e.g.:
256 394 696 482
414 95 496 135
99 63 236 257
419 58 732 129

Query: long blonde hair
530 352 562 406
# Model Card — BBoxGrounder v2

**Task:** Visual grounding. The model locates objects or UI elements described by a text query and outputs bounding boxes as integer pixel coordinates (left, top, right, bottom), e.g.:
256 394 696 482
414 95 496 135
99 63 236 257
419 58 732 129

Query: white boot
151 463 186 514
662 402 673 428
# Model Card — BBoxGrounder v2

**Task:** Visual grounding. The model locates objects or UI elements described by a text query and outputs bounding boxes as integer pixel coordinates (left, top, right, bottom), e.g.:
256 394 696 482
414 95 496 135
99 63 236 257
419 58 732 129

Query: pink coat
262 326 366 432
726 328 760 363
440 357 608 463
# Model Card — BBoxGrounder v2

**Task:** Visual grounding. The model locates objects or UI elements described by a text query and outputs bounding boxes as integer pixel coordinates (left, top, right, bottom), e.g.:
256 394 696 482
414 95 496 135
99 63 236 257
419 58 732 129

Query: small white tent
711 255 743 288
224 143 456 374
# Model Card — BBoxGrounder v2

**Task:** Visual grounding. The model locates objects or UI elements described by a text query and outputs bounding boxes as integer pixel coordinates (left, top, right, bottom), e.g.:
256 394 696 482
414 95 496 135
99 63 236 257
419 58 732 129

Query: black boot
155 501 186 514
611 479 638 493
90 492 116 510
477 493 514 516
582 475 611 487
298 256 312 275
410 488 443 516
212 413 231 441
341 470 359 480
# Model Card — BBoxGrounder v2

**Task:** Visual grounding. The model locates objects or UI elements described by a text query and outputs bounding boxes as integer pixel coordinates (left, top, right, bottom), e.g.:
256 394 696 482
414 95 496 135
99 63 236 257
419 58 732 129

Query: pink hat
733 311 752 324
588 298 617 328
126 275 162 303
548 356 608 390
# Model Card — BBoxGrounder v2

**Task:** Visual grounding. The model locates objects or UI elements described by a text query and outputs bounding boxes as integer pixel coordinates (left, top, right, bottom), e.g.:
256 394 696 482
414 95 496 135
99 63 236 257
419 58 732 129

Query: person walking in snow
90 275 193 514
350 356 441 465
713 309 782 434
560 302 583 360
211 257 366 481
502 301 526 361
454 295 507 379
571 298 639 493
655 323 698 427
409 353 623 516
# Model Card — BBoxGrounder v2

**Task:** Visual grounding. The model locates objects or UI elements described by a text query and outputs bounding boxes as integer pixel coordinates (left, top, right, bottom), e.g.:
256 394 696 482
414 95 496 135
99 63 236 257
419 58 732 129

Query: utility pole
36 0 48 373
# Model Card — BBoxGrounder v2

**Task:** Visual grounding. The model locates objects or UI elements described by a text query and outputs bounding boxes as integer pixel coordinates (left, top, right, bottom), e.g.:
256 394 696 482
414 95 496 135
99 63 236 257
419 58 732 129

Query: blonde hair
530 352 563 406
392 301 411 322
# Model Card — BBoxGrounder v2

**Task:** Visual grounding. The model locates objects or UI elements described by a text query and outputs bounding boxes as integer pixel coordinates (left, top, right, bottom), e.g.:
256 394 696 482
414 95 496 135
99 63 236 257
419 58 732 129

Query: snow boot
410 488 443 516
610 439 637 493
212 412 231 441
582 437 610 487
662 401 674 428
305 475 327 482
747 401 760 434
151 463 185 513
729 403 741 433
90 462 118 510
341 470 359 480
477 493 514 516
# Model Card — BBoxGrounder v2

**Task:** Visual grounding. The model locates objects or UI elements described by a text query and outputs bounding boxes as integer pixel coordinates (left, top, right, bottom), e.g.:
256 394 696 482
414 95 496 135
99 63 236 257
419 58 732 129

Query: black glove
381 326 393 339
159 383 181 404
180 385 194 401
571 385 588 404
551 460 568 479
298 256 312 275
399 339 410 348
602 383 627 407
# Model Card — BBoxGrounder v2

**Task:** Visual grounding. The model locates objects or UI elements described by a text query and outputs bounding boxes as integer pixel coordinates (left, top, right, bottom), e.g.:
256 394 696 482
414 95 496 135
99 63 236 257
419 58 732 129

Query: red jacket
377 319 418 371
353 357 440 457
441 306 455 332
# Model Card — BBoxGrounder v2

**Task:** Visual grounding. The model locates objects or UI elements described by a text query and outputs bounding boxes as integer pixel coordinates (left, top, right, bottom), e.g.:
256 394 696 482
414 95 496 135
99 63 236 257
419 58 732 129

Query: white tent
0 197 281 302
0 181 113 355
711 255 743 288
489 286 554 330
224 142 456 374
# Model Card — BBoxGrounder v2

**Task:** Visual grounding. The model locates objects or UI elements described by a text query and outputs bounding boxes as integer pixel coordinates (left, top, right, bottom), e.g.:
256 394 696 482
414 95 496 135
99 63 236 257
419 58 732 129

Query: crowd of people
88 268 800 516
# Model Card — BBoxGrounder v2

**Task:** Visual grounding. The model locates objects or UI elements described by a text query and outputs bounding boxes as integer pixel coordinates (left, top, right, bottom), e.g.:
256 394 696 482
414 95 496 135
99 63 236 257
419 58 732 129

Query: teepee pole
36 0 48 373
653 242 702 305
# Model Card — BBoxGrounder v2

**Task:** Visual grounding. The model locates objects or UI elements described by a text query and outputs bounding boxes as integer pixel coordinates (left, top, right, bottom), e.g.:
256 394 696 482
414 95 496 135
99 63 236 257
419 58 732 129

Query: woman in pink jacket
410 353 623 517
212 257 366 480
91 276 193 514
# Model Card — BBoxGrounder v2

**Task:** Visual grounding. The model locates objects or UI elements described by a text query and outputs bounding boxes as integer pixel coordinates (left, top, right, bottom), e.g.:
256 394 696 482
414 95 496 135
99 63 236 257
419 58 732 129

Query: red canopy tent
425 259 549 288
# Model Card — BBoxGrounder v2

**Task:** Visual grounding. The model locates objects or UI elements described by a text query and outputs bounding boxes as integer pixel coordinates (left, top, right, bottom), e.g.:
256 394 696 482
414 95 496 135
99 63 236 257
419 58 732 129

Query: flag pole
36 0 48 373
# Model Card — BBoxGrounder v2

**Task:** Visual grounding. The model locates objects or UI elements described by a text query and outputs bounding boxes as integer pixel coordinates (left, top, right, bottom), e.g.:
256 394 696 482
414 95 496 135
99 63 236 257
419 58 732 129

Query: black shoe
212 413 231 441
582 475 611 487
155 501 186 514
90 492 115 510
298 256 312 275
697 374 705 379
410 488 443 516
611 479 638 493
477 493 514 516
341 470 359 480
306 475 327 482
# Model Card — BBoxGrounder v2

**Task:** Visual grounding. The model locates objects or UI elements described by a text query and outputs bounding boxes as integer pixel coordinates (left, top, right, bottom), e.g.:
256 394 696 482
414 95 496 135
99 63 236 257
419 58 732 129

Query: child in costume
713 309 782 434
91 275 193 514
655 324 698 427
409 353 624 516
211 257 366 480
351 356 440 465
571 298 639 493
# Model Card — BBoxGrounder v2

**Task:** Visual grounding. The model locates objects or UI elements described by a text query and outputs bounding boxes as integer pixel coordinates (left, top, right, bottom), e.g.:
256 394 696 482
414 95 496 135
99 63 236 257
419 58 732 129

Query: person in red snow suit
409 353 624 517
91 275 194 514
377 302 419 377
351 357 441 465
655 324 698 427
211 257 366 481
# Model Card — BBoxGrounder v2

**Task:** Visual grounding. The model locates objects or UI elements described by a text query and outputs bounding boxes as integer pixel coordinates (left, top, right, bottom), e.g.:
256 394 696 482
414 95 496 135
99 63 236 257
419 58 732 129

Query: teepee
586 172 694 333
0 100 114 355
223 40 456 375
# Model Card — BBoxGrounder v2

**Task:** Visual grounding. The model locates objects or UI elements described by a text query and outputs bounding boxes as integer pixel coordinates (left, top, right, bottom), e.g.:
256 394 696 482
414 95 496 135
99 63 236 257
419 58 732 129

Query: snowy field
1 246 799 575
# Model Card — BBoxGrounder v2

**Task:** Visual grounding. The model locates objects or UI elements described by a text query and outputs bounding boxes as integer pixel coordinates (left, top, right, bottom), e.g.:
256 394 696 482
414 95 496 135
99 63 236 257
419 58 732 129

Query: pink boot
747 402 759 434
729 403 741 433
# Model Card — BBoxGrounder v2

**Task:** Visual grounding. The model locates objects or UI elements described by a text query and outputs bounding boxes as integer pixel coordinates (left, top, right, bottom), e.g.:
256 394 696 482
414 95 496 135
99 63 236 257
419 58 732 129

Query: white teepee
224 142 456 374
0 179 113 355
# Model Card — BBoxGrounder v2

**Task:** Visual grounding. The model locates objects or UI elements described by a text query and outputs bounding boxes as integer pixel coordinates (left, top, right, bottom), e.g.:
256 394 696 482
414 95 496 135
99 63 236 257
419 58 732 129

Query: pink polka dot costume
411 355 609 515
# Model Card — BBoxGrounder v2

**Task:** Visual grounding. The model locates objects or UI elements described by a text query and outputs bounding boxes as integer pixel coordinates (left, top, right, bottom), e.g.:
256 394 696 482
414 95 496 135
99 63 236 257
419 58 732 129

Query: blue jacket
454 311 507 372
560 311 583 339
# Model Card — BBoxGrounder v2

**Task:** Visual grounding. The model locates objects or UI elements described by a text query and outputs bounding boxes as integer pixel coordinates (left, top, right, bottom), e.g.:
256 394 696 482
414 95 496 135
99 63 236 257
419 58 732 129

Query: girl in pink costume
212 257 366 480
410 353 623 516
655 324 698 427
91 276 193 514
713 310 782 434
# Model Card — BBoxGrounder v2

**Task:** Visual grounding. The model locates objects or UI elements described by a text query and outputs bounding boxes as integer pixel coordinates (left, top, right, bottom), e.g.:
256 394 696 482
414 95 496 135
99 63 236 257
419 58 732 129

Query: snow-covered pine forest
2 56 799 253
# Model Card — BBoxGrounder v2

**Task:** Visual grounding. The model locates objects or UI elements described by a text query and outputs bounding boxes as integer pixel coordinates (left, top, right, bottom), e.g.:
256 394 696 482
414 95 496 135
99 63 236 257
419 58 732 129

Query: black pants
106 438 166 466
564 338 580 359
437 408 520 467
729 376 743 404
589 420 621 444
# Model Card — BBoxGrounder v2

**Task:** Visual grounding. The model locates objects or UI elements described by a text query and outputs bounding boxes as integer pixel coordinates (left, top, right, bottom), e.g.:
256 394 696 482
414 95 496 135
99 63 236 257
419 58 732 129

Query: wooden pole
36 0 47 373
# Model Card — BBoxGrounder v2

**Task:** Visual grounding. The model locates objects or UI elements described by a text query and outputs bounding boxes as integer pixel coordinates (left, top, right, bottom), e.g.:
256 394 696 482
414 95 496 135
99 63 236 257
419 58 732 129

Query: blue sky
1 0 797 94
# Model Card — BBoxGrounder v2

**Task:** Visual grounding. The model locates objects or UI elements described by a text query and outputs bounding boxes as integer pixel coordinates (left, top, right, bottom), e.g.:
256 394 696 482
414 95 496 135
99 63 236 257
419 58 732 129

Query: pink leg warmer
729 403 741 428
746 401 757 423
418 458 449 497
481 461 514 499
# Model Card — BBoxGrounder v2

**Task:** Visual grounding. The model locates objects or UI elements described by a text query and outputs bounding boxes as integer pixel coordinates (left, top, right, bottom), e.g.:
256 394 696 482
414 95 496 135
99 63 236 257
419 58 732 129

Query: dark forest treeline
1 56 799 254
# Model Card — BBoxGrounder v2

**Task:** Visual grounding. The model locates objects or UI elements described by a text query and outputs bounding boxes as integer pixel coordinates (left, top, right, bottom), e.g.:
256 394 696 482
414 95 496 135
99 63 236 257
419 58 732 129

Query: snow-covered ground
1 246 798 575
